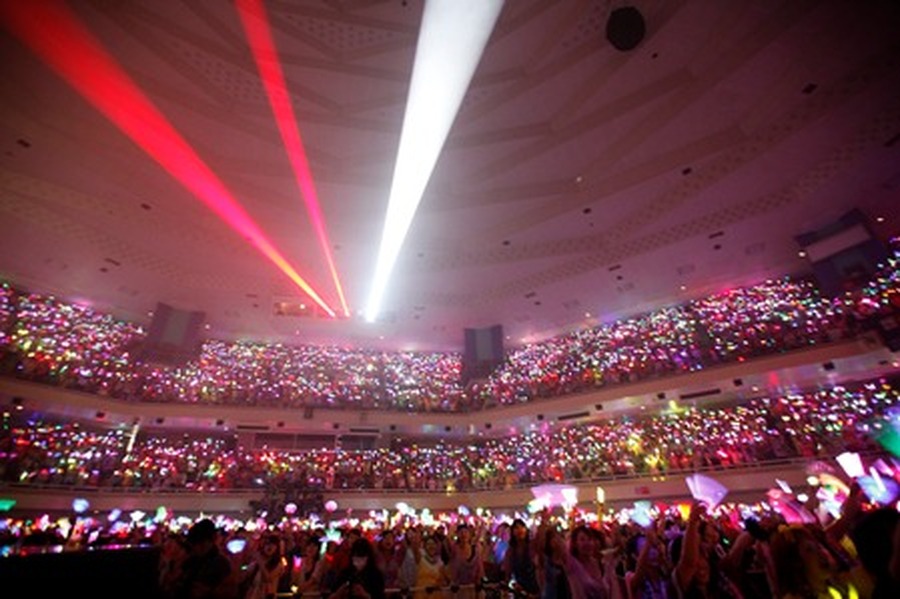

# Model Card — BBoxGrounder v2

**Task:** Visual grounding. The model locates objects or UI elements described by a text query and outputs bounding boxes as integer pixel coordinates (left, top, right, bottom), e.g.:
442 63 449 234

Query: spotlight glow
0 0 335 317
364 0 504 322
236 0 350 317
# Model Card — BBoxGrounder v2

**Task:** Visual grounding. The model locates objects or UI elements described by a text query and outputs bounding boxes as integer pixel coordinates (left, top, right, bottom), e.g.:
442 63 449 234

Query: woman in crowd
624 527 670 599
319 540 344 595
536 524 573 599
328 537 386 599
448 523 485 599
245 534 288 599
671 503 744 599
292 537 326 596
486 521 511 582
717 517 777 599
413 533 450 599
770 524 842 598
567 525 608 599
503 518 541 598
374 529 406 591
397 527 422 590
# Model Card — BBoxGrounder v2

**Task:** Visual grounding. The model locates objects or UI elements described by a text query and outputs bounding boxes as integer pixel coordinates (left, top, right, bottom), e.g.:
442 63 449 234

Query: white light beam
364 0 504 322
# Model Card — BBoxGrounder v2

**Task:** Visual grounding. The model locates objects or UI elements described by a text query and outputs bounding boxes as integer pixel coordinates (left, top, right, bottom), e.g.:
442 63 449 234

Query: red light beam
0 0 335 317
236 0 350 318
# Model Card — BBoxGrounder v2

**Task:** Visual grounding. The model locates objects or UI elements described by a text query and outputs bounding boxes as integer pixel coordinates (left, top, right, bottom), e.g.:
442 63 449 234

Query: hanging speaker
138 302 205 366
606 6 645 51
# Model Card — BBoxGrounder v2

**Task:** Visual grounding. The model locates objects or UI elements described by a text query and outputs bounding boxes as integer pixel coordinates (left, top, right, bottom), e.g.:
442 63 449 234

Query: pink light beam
236 0 350 317
0 0 335 317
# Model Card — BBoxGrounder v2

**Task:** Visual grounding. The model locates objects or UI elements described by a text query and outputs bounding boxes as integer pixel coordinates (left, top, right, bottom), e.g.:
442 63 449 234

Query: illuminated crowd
472 277 852 407
3 465 900 599
1 243 898 412
2 373 900 597
0 249 899 596
0 282 467 411
2 379 896 493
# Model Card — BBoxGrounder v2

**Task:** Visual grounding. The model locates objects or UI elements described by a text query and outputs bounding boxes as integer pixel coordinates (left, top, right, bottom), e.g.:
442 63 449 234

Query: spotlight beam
364 0 504 322
236 0 350 317
0 0 335 317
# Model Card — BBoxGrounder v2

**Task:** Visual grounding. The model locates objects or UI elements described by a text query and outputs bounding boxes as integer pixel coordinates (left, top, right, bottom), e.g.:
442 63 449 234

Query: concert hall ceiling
1 0 898 351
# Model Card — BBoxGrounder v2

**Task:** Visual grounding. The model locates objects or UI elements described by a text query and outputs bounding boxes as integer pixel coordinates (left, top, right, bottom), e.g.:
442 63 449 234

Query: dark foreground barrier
0 545 161 598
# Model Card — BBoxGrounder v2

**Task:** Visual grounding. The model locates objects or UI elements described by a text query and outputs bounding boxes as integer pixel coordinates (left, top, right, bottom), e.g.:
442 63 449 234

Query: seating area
2 378 895 493
0 243 895 413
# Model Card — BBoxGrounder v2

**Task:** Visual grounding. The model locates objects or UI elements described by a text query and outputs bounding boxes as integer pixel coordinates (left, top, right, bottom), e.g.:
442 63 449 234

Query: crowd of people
471 276 858 407
2 379 896 494
3 478 900 599
1 242 897 413
0 248 898 596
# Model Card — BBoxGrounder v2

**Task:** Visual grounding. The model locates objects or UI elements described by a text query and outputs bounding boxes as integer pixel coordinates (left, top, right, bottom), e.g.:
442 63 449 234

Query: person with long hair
448 523 485 599
292 537 326 596
246 534 288 599
671 503 742 599
770 523 858 599
503 518 540 598
414 533 450 599
329 537 386 599
536 525 572 599
374 529 406 591
625 527 670 599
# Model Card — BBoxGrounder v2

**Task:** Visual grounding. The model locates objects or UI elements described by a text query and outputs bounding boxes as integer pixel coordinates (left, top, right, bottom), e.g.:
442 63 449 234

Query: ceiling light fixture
364 0 504 322
0 0 335 317
236 0 349 317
